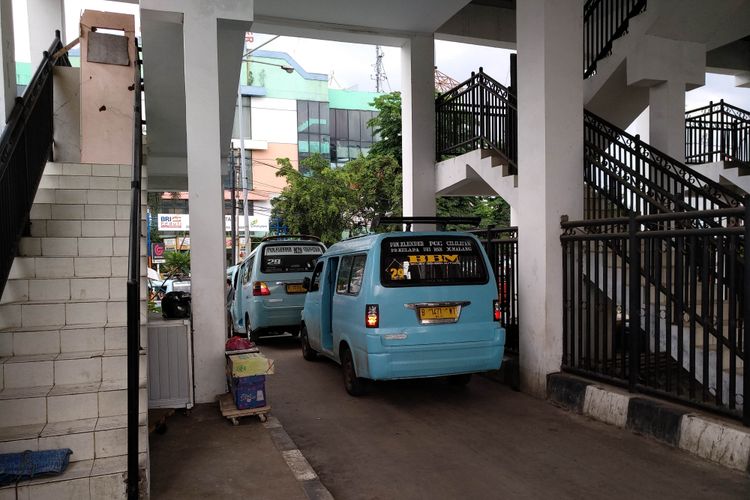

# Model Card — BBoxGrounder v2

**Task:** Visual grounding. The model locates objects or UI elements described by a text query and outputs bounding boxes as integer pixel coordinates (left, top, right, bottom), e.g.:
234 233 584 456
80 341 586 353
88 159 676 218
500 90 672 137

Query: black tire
448 373 472 386
245 315 259 342
301 326 317 361
341 346 365 396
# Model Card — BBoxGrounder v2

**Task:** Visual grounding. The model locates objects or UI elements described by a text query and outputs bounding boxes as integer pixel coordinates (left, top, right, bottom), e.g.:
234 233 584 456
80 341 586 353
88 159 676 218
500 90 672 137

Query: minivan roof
324 231 479 257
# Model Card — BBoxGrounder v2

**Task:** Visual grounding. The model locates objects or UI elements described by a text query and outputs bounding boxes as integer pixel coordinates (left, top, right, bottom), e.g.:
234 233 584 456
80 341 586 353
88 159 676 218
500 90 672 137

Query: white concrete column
648 80 686 163
401 34 436 223
27 0 64 69
0 0 15 122
182 12 250 403
516 0 583 397
183 16 232 403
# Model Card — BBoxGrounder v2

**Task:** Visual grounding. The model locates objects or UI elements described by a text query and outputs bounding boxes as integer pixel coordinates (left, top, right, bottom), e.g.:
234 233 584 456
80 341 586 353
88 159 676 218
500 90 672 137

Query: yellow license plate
286 284 306 294
418 306 458 321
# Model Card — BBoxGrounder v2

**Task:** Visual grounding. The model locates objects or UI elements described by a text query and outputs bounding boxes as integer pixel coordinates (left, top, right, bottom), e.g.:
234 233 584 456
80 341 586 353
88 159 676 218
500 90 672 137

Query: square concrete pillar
401 34 436 223
649 80 686 163
516 0 584 397
27 0 65 68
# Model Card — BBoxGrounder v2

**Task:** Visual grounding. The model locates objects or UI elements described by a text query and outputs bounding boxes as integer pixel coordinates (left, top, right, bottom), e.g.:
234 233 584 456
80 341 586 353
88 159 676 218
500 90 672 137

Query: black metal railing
561 208 749 424
685 100 750 166
435 68 517 171
471 227 519 353
584 110 745 223
0 31 70 298
127 40 144 499
584 0 647 78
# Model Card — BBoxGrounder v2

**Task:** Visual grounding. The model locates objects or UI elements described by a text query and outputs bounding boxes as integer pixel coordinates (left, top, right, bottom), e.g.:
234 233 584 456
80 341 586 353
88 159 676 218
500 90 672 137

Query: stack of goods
226 353 275 409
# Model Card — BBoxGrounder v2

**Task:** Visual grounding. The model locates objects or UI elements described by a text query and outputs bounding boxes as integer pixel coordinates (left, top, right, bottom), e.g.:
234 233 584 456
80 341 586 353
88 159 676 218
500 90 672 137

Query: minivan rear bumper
361 330 505 380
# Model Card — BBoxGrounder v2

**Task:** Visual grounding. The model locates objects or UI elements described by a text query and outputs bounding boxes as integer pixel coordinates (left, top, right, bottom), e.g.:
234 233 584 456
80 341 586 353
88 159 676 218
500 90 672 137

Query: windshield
380 236 488 287
260 243 325 273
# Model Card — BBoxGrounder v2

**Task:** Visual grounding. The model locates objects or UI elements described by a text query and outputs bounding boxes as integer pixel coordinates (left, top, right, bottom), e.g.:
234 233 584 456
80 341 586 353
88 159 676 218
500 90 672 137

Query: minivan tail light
253 281 271 296
493 300 501 321
365 304 379 328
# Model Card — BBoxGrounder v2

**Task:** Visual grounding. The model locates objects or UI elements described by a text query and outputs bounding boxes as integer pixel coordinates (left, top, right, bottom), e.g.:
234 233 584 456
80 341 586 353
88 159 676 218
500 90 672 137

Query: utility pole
237 88 250 257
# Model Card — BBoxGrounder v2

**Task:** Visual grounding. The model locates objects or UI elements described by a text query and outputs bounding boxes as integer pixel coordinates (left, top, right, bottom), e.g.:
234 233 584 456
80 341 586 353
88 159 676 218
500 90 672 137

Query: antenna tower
372 45 389 92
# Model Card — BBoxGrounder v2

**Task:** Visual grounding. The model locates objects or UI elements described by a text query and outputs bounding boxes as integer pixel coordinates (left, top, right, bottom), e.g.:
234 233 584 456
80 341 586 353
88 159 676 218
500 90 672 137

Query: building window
329 108 377 167
297 100 330 172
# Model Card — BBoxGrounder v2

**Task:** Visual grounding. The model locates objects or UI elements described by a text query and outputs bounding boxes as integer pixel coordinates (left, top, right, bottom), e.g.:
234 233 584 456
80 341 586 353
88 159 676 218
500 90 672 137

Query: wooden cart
218 392 270 425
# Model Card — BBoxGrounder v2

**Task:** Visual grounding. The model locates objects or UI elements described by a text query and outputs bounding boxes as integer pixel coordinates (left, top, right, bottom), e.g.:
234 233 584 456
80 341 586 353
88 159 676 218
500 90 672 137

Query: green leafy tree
341 154 402 232
271 154 354 245
367 92 402 164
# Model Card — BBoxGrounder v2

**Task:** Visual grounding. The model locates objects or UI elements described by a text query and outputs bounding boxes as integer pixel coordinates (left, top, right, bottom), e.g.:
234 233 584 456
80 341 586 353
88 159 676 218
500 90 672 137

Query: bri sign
158 214 189 231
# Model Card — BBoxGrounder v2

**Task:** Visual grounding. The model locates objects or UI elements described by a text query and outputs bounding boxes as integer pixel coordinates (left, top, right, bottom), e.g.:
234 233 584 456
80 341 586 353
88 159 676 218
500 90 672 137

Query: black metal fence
0 32 69 297
561 208 749 424
471 227 519 353
584 110 745 221
583 0 647 78
126 41 144 499
685 100 750 166
435 68 517 171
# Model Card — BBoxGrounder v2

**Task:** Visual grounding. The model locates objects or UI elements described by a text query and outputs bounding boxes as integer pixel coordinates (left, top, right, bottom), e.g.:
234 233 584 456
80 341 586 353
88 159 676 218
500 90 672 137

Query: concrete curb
547 373 750 473
264 415 335 500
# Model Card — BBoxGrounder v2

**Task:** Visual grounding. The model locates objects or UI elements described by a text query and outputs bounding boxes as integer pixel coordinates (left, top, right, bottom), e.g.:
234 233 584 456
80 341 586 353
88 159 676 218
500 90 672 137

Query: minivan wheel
341 347 365 396
245 317 259 342
301 326 317 361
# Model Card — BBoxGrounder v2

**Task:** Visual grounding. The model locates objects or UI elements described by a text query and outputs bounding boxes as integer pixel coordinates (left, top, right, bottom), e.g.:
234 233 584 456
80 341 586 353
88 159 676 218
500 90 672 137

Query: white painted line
282 449 319 482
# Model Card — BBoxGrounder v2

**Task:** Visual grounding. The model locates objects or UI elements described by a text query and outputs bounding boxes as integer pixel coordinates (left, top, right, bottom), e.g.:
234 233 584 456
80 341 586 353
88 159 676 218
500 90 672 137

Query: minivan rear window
380 236 488 287
261 243 324 273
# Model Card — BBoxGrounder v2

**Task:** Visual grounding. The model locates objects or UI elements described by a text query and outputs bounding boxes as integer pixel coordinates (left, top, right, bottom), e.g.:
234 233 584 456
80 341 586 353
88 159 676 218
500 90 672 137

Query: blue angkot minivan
230 236 326 341
300 226 505 395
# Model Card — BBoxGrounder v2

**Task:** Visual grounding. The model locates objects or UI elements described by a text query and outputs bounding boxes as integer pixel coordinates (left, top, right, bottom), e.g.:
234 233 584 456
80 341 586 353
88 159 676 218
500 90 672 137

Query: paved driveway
261 336 750 500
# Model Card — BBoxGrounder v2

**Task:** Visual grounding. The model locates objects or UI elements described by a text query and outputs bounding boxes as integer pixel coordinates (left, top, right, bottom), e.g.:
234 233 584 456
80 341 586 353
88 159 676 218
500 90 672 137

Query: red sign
153 243 165 257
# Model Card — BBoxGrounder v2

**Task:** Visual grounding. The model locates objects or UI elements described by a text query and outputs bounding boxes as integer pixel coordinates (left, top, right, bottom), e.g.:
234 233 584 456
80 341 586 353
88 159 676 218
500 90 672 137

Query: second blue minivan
230 236 326 340
300 230 505 395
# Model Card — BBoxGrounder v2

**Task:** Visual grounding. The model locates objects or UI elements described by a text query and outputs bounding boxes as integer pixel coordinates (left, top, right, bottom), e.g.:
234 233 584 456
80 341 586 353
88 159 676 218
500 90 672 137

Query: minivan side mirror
302 276 311 292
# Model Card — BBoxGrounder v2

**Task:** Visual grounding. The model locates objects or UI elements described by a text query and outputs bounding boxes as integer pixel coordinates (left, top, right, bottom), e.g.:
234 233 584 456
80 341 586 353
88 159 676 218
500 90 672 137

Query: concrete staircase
0 162 149 499
691 161 750 196
435 149 518 206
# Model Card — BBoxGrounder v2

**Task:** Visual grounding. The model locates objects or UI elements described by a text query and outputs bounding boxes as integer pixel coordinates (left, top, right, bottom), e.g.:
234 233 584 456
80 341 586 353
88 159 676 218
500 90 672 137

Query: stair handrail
126 39 143 500
585 110 745 216
685 100 750 166
584 0 647 78
435 68 517 170
0 30 70 298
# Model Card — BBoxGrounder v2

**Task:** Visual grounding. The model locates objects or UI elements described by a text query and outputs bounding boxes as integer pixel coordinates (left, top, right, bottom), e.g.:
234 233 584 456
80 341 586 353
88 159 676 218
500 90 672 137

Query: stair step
29 203 147 222
42 162 141 179
28 219 145 238
0 322 146 357
15 236 144 259
33 187 147 206
0 423 148 463
0 452 148 499
0 299 147 329
0 352 147 389
1 277 145 305
8 256 147 280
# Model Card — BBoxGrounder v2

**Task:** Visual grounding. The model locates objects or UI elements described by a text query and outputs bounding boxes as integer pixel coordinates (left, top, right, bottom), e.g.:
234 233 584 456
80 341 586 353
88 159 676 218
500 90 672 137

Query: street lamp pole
238 87 250 257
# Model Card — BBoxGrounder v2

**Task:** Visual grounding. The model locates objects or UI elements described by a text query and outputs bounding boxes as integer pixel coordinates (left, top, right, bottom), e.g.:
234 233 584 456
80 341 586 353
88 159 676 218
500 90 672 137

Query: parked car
229 236 325 341
299 229 506 395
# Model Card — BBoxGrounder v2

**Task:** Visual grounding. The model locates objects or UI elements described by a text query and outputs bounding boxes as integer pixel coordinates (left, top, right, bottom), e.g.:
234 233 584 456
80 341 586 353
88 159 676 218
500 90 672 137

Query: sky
10 0 750 133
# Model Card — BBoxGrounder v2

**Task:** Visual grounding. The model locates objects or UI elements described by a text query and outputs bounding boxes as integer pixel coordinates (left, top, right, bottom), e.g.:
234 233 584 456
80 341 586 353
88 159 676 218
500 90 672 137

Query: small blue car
230 236 326 341
300 230 505 395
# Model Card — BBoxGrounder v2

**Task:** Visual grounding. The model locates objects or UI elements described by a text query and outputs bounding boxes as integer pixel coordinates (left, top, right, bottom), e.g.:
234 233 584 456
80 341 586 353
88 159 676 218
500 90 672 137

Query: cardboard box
230 375 266 410
227 353 275 377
